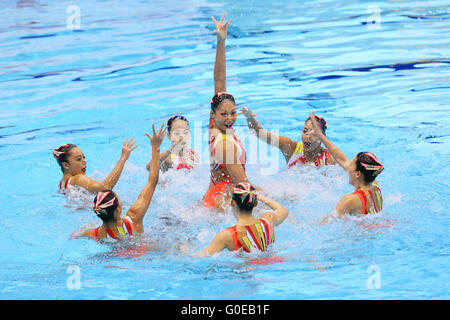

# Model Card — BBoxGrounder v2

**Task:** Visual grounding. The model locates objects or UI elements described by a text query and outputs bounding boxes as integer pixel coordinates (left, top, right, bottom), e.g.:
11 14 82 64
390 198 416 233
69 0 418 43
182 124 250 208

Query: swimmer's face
168 120 190 145
301 120 321 151
348 156 362 186
63 147 87 175
212 100 237 131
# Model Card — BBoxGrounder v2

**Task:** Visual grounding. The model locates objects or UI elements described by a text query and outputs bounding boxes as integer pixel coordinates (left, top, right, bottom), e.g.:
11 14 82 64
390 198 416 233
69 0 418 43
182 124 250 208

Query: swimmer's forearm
258 194 284 211
148 146 160 185
214 37 226 94
102 154 128 189
316 134 349 169
246 116 287 150
157 149 172 168
246 115 264 132
128 146 160 224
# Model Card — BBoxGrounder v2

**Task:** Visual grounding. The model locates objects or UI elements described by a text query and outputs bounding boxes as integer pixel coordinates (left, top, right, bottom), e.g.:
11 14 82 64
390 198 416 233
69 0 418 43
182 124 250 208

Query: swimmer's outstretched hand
145 123 166 148
121 137 138 160
239 107 257 118
212 12 232 41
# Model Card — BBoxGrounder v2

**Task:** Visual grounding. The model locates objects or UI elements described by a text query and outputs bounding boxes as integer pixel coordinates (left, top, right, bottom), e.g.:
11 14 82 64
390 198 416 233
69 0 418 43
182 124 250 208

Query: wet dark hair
211 92 235 112
232 182 257 213
53 143 77 173
167 115 189 133
356 152 384 183
93 190 119 223
305 115 327 134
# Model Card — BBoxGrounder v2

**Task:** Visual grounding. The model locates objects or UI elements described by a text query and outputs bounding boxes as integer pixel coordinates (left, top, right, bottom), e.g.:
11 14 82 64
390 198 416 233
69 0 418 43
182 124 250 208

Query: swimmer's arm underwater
126 125 165 234
309 112 350 170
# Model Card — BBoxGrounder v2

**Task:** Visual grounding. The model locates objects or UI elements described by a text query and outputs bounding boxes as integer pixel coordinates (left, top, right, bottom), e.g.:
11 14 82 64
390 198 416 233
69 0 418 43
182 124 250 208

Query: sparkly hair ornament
233 182 257 204
93 191 116 216
360 152 384 178
53 143 70 159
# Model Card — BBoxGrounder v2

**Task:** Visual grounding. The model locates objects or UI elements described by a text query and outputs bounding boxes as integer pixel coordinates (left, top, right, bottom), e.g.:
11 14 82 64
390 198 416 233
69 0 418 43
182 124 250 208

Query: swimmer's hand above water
212 12 232 41
309 112 350 169
120 137 138 161
145 123 166 149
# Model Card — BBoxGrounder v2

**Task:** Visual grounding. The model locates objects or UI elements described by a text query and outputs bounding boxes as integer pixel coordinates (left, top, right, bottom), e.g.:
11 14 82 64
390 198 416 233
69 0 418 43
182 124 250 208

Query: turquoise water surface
0 0 449 299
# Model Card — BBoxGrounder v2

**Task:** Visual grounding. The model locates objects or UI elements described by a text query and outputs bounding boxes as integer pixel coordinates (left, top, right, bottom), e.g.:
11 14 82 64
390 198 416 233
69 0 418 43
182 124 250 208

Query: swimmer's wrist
248 118 262 131
119 153 129 161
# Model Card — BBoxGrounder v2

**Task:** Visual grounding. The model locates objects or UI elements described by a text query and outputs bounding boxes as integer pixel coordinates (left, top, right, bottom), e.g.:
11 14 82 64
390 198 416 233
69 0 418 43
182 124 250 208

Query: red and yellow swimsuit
287 142 330 168
203 119 247 208
91 216 138 241
352 184 383 214
227 218 275 252
169 148 198 170
59 177 72 193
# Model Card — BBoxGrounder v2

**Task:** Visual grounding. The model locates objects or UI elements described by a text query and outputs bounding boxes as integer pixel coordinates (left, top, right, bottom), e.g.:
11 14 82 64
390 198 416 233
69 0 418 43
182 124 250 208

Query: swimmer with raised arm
53 138 137 194
203 12 259 210
198 182 288 256
146 115 198 172
75 124 165 241
241 108 336 168
307 113 384 220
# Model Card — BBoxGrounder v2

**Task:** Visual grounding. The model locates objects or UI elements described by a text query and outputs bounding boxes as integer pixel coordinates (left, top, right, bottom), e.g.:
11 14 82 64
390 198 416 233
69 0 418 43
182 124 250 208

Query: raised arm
212 12 231 94
241 107 297 161
126 124 165 233
309 112 350 169
102 138 137 189
258 193 289 226
71 138 137 192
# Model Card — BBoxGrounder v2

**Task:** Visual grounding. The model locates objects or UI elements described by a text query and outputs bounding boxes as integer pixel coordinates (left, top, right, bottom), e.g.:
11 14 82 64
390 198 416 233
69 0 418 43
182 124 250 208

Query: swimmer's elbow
278 207 289 221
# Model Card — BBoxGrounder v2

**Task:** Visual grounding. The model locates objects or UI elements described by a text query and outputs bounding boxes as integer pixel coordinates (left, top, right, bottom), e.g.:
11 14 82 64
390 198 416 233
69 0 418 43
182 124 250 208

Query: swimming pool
0 0 449 300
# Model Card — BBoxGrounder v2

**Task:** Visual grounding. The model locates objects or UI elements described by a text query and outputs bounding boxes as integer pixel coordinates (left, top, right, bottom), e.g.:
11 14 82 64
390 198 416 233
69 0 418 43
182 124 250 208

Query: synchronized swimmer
146 114 199 172
73 124 165 240
203 13 260 211
54 12 385 256
53 138 137 194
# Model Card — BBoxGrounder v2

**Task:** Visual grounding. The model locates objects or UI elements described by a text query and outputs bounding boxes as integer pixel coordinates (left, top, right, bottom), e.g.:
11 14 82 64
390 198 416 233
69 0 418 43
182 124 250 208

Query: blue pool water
0 0 449 300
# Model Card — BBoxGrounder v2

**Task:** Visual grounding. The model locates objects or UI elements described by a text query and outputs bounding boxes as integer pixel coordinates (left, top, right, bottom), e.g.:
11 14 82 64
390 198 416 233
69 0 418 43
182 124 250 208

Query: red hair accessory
53 143 70 158
93 191 116 215
233 182 256 204
360 152 384 177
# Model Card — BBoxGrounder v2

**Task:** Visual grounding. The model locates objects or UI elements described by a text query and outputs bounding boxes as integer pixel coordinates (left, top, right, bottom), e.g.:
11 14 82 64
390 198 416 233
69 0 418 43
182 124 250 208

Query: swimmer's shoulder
69 173 85 185
336 193 364 216
70 174 105 192
217 228 236 251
